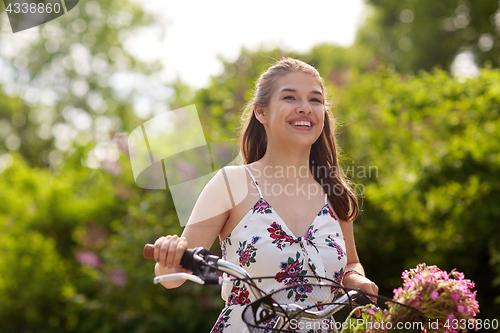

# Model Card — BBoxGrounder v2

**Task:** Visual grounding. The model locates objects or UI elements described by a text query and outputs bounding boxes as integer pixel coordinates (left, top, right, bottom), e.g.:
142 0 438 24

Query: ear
254 106 267 124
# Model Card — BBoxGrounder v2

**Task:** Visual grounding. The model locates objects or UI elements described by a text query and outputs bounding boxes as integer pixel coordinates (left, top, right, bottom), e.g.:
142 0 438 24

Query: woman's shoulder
200 165 251 207
186 165 250 228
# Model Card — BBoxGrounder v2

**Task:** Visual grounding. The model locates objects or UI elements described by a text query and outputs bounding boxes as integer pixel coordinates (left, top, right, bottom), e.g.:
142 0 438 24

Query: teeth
292 121 311 127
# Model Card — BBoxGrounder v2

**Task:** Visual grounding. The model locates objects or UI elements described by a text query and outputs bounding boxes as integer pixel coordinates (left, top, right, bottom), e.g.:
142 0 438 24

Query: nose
297 98 313 114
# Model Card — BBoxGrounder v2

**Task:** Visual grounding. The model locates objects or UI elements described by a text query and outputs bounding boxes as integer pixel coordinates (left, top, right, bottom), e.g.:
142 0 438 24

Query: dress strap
324 192 328 205
243 166 263 198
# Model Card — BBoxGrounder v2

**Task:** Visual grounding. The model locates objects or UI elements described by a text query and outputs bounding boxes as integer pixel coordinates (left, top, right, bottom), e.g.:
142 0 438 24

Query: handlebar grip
353 290 376 306
143 244 211 274
143 244 155 260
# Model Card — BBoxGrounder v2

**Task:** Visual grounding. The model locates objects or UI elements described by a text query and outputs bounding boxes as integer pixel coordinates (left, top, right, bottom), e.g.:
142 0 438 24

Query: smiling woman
254 73 325 152
239 59 357 223
152 58 377 332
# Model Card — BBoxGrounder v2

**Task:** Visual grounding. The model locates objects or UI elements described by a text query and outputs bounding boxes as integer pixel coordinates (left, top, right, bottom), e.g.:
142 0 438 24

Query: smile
290 121 312 127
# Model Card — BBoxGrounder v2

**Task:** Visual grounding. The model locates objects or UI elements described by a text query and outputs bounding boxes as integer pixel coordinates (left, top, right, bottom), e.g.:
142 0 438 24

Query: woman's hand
154 235 190 283
343 273 379 303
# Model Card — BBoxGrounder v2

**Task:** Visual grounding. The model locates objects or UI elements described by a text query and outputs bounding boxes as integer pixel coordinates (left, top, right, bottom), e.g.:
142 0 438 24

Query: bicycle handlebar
143 243 375 328
144 243 264 299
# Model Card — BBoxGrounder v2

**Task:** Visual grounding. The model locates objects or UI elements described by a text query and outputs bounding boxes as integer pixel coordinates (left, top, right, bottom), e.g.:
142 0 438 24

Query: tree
334 66 500 320
0 0 162 169
355 0 500 72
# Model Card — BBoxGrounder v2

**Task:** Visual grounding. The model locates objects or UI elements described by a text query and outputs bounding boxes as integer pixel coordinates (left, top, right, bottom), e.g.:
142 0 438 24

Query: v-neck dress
210 166 347 333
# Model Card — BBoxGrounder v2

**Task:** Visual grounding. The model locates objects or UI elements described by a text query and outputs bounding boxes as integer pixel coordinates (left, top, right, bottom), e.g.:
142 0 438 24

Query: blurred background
0 0 499 332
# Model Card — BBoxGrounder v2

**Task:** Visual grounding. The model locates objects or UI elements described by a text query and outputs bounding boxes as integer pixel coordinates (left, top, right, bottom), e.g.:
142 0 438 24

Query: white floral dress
211 166 347 333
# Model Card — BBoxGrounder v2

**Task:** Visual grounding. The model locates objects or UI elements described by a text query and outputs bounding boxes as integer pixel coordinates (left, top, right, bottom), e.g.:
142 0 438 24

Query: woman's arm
154 167 237 288
339 220 379 299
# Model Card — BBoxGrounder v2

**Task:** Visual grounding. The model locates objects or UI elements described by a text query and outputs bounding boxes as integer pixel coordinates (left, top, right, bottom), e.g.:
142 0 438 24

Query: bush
335 67 500 320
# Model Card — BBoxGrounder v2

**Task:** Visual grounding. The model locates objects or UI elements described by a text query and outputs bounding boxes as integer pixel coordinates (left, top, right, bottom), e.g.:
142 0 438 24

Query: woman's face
258 72 325 148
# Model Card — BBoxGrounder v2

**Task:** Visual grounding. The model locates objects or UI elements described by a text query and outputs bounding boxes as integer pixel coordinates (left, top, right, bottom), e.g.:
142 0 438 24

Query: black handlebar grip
179 248 196 271
143 244 210 274
354 290 376 306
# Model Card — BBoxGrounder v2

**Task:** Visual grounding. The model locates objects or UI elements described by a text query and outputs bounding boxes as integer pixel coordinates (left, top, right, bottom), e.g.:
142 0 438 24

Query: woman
153 57 378 332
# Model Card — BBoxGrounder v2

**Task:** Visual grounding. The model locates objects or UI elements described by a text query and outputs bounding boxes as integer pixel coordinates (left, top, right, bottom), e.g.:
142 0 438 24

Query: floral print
221 233 231 259
212 308 232 333
334 267 345 285
332 267 345 297
275 252 313 302
267 221 298 250
252 198 273 214
227 280 251 306
329 207 338 220
211 166 347 333
304 225 319 253
318 205 329 217
275 252 307 284
236 236 260 267
325 235 345 260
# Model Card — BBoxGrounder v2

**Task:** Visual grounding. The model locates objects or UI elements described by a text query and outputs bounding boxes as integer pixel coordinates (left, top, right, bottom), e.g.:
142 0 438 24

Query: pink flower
107 268 127 286
387 264 478 332
346 263 480 333
239 250 251 266
76 251 101 268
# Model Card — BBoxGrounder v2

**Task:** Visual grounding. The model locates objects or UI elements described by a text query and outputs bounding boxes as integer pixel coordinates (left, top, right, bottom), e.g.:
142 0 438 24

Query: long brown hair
238 57 359 223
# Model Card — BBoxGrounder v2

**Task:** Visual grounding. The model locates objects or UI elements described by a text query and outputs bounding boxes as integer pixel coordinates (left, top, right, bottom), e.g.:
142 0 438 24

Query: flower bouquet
340 263 480 333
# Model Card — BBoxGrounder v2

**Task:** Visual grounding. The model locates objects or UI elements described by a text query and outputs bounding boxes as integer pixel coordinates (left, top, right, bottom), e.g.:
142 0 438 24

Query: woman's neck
254 144 313 184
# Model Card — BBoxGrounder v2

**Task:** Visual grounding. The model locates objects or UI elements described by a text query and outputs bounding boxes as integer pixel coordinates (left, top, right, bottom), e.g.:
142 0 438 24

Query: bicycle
143 244 425 332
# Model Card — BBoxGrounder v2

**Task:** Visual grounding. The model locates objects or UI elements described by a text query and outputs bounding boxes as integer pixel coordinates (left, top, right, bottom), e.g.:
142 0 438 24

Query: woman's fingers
344 274 379 303
172 237 188 269
159 235 173 268
369 282 379 303
165 235 181 268
358 281 378 302
153 236 165 264
153 235 188 269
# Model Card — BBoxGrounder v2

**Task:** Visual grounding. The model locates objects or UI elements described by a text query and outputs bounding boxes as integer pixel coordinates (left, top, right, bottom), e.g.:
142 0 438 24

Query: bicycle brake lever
154 273 205 285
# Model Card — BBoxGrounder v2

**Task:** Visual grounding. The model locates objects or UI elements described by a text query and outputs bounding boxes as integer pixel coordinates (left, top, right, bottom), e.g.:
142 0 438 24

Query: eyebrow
279 88 323 96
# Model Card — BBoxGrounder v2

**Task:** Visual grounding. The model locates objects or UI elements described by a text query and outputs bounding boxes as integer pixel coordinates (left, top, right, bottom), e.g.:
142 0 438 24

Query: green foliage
334 66 500 320
358 0 500 72
2 0 500 328
0 150 224 332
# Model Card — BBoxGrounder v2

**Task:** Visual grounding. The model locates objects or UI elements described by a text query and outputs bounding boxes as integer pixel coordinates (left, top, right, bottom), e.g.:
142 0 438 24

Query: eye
310 98 323 103
283 95 295 100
